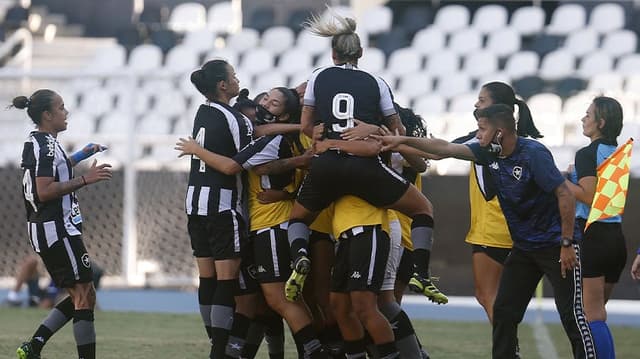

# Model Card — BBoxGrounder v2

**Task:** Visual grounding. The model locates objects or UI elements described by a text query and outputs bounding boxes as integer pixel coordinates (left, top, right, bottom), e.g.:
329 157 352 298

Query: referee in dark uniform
185 59 256 358
14 89 112 359
375 104 596 359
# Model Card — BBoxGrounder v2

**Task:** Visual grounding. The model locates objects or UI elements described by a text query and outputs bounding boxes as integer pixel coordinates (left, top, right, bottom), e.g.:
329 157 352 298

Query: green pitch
1 308 639 358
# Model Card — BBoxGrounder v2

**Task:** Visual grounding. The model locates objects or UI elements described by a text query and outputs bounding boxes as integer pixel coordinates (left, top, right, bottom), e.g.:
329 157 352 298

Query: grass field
1 308 639 358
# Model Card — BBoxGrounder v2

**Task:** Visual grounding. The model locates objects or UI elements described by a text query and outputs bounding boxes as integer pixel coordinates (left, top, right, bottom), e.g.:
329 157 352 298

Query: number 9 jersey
304 64 396 139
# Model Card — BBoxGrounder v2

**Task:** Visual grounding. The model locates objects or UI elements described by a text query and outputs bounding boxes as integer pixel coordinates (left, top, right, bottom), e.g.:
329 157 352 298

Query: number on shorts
23 170 37 212
194 127 206 172
331 93 355 132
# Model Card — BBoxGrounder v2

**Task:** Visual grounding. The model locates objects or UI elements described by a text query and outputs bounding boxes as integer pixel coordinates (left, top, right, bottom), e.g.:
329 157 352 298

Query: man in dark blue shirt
374 104 596 359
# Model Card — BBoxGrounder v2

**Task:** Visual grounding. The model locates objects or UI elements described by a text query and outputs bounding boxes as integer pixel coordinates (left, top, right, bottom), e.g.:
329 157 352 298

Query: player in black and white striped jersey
185 59 257 359
14 89 112 359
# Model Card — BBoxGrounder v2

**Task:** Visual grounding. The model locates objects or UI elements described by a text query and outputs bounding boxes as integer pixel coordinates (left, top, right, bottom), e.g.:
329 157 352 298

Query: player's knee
474 290 495 310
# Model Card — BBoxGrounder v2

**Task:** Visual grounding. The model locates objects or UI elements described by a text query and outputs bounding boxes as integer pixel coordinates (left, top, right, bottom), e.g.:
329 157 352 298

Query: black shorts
39 235 93 289
396 247 413 284
188 211 248 260
580 221 627 283
297 151 410 212
238 250 260 295
471 244 511 265
251 224 292 283
331 225 390 294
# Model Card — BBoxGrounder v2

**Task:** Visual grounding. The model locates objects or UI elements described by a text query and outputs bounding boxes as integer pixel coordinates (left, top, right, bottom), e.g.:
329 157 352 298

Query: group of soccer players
13 6 634 359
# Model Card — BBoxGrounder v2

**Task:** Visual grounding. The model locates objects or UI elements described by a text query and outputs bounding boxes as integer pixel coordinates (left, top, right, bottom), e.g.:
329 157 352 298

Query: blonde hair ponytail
304 6 362 61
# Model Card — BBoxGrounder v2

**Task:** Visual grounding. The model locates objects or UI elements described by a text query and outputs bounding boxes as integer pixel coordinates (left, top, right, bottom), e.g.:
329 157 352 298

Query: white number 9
331 93 355 133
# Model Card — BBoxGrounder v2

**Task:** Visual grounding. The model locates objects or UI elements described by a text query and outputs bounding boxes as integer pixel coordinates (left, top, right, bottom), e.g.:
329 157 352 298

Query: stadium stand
2 0 640 285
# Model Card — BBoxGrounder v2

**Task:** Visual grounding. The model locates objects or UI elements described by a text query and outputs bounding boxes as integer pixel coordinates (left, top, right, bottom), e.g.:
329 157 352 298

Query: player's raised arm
373 135 476 161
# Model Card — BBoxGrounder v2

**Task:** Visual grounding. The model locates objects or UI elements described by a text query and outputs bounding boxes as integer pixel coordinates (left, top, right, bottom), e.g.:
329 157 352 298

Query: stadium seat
397 72 432 98
528 93 563 120
486 29 521 58
296 30 331 56
471 4 507 34
588 73 624 92
615 54 640 76
553 77 587 98
205 48 238 66
576 52 613 79
182 29 217 54
361 5 392 35
137 113 172 135
624 74 640 95
168 2 207 32
164 45 200 75
288 71 310 89
277 48 312 76
386 47 422 77
97 111 134 135
510 6 545 36
433 4 470 34
64 111 96 137
398 5 433 37
208 1 234 33
286 7 313 33
78 88 115 118
150 28 179 54
525 34 564 57
85 44 126 74
449 92 477 113
512 75 545 99
562 29 598 57
546 3 586 35
435 73 471 98
425 51 459 78
375 27 410 57
588 2 625 34
247 6 275 33
503 51 540 80
539 50 575 81
601 30 637 58
127 44 163 74
239 48 275 76
463 51 498 79
226 28 259 53
359 47 386 74
151 90 188 119
314 54 334 68
410 27 445 56
476 73 512 90
261 26 295 54
413 94 446 124
448 28 482 56
253 71 287 94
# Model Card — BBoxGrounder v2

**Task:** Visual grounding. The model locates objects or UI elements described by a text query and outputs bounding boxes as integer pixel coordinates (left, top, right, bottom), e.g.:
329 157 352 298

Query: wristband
81 176 87 186
70 143 106 163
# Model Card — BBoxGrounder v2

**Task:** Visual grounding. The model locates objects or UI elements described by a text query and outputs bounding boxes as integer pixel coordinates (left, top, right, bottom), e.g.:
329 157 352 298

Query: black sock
198 277 217 341
240 320 264 359
31 296 74 353
262 311 285 358
410 214 434 277
211 279 237 358
344 338 366 358
226 312 251 358
288 220 310 262
73 309 96 359
293 324 324 358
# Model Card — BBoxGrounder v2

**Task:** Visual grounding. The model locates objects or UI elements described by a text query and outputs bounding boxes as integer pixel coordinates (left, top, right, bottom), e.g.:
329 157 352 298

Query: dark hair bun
238 88 250 100
12 96 30 109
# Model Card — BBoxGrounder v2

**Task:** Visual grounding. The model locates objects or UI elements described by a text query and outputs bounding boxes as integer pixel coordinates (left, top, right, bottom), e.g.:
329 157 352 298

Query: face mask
255 105 278 124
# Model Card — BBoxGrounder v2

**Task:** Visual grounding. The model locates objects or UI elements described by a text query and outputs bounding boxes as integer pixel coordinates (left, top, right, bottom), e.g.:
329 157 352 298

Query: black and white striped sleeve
233 135 284 169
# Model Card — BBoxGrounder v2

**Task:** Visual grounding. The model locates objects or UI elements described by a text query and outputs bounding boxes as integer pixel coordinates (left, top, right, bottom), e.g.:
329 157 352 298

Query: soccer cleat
408 274 448 305
16 342 40 359
285 256 311 302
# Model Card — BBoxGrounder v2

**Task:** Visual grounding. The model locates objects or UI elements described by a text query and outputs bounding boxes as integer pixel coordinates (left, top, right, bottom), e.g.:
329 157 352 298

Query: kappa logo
257 265 267 273
81 253 91 268
45 136 56 157
512 166 523 180
350 271 361 279
489 161 499 170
